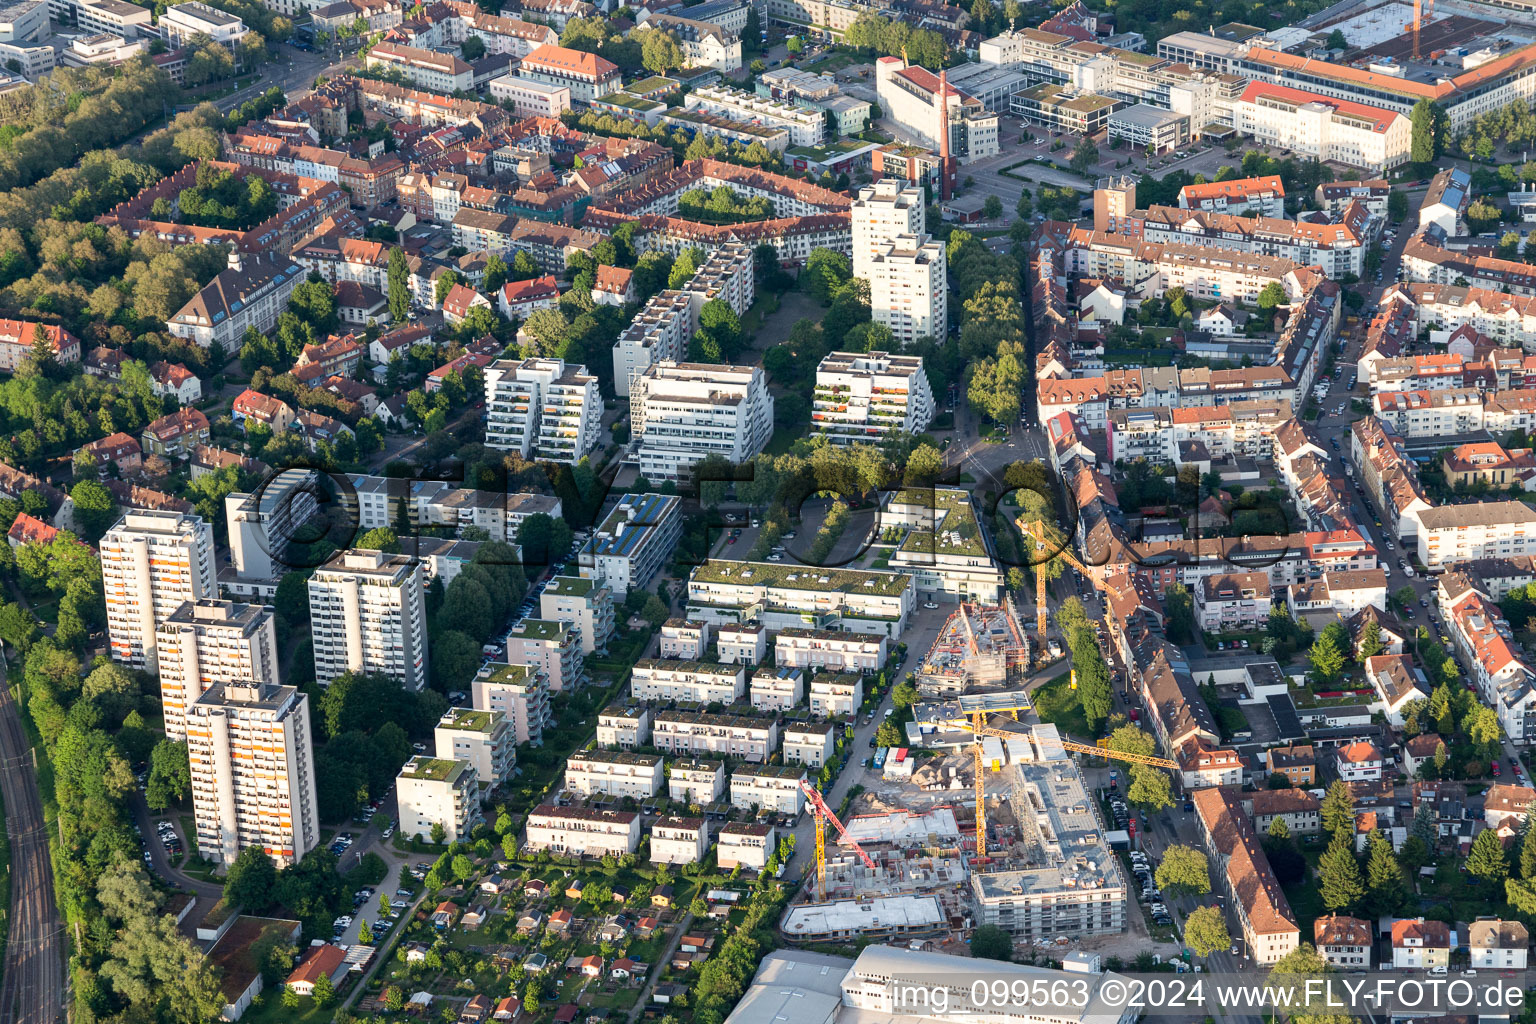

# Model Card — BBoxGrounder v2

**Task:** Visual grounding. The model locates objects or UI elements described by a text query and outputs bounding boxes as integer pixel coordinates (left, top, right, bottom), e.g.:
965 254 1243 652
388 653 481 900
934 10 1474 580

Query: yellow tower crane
957 715 1177 859
1016 517 1090 641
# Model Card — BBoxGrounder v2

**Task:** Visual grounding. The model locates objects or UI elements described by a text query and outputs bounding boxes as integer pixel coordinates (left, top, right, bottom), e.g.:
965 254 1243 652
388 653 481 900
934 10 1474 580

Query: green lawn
800 52 859 74
1033 673 1091 739
239 989 338 1024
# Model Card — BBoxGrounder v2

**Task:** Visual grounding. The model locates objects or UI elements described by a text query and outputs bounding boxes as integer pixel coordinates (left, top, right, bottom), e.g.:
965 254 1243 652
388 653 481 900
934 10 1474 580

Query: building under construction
916 600 1032 696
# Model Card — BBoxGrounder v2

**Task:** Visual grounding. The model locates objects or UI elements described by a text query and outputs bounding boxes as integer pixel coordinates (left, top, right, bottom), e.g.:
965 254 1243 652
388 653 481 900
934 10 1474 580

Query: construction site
914 602 1032 697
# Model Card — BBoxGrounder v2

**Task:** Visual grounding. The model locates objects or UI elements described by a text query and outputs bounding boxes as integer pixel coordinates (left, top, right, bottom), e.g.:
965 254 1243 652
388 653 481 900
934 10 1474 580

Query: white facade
717 822 775 869
650 816 709 865
869 234 947 344
397 756 479 843
783 723 836 768
524 805 641 856
808 673 864 717
750 666 804 711
852 179 925 283
596 703 650 749
729 765 806 814
484 357 602 464
812 351 935 445
577 492 683 598
308 548 429 691
472 663 552 746
776 628 888 674
629 361 775 481
434 709 516 787
487 73 571 117
156 599 278 742
630 659 746 703
540 575 614 655
667 758 725 804
653 710 779 762
1418 503 1536 570
102 510 215 674
366 42 473 92
186 682 320 868
685 84 824 146
159 1 250 48
1234 84 1410 173
564 750 664 799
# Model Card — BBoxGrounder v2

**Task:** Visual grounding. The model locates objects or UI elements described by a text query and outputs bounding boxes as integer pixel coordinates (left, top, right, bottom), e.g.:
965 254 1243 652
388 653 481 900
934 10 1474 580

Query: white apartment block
653 710 780 762
667 758 725 804
883 487 1005 603
484 357 602 464
783 721 836 768
1234 83 1410 174
628 361 775 481
397 756 479 843
70 0 153 38
156 599 278 742
684 85 824 146
434 708 516 788
102 510 215 673
346 475 563 547
487 74 572 118
1417 503 1536 570
366 42 473 92
730 764 806 815
524 804 640 856
472 663 552 746
751 665 805 711
596 703 650 749
540 575 614 654
308 549 429 691
505 618 585 692
518 43 622 103
809 672 864 717
718 623 768 665
186 682 319 868
613 244 756 398
630 659 745 704
717 822 776 870
564 749 665 799
776 628 888 674
650 815 709 865
687 561 916 638
812 351 935 445
870 234 947 345
659 619 710 659
852 179 925 282
1469 920 1529 970
159 1 249 48
577 492 683 598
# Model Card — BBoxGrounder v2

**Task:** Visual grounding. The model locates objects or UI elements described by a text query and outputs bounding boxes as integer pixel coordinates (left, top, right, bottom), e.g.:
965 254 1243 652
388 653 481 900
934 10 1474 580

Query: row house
1439 574 1536 744
652 710 779 762
524 805 641 856
774 628 888 674
750 666 804 711
650 816 709 865
728 764 806 816
666 758 725 805
564 749 664 799
629 659 745 704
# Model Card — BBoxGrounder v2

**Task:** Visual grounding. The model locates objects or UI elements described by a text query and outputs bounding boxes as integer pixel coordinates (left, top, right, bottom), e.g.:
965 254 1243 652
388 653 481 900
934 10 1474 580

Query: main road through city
0 657 62 1024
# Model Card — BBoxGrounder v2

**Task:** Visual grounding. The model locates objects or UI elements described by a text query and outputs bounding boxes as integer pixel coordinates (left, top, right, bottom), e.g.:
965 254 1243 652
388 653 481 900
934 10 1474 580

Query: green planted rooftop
690 559 911 597
597 91 665 111
510 618 567 641
546 575 597 597
401 757 465 783
483 663 534 685
442 709 498 733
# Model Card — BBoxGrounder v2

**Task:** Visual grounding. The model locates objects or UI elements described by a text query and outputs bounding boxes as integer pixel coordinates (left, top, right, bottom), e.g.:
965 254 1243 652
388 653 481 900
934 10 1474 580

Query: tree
1257 282 1286 313
388 247 411 322
1358 618 1384 660
1321 780 1355 838
1154 845 1211 898
1364 831 1405 915
1309 628 1347 684
69 480 117 543
225 846 277 910
1068 138 1098 175
1467 826 1510 885
146 739 190 809
1164 585 1195 644
1327 28 1348 48
312 972 335 1008
1267 815 1292 842
1184 905 1231 958
875 719 903 747
1318 832 1364 911
1126 763 1174 811
1521 826 1536 880
971 924 1012 961
430 821 447 844
1412 98 1444 163
983 194 1003 219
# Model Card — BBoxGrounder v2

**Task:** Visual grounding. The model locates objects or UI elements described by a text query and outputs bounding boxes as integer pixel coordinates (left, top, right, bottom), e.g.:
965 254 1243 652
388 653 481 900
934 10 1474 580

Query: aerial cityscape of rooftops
26 0 1536 1019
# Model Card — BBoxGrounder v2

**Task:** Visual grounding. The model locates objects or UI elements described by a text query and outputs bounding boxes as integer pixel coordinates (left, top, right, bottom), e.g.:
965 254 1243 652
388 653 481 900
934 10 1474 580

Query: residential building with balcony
630 659 745 704
730 764 806 815
883 487 1003 603
808 672 864 717
435 709 515 788
717 822 776 869
525 805 641 856
156 599 279 742
472 663 552 746
540 575 615 655
397 756 479 843
812 351 934 445
775 628 888 674
484 357 602 464
308 548 429 691
686 560 915 638
102 510 215 673
652 710 779 762
783 721 836 768
667 758 725 804
577 492 683 598
565 749 665 799
658 619 710 659
596 703 650 749
505 618 585 692
186 681 319 868
751 665 805 711
717 623 768 664
869 234 947 345
1195 572 1273 631
628 361 775 482
650 816 709 865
